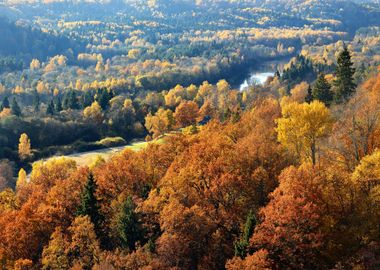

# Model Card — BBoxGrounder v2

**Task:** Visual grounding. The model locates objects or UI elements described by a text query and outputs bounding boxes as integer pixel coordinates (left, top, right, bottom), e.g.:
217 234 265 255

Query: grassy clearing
39 137 164 167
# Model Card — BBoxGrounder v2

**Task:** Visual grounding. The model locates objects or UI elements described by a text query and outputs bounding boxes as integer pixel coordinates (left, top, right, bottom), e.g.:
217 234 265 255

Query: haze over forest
0 0 380 269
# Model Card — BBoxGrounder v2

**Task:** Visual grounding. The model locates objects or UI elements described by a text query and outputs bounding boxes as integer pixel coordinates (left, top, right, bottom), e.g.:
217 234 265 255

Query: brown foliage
174 100 199 127
251 165 325 269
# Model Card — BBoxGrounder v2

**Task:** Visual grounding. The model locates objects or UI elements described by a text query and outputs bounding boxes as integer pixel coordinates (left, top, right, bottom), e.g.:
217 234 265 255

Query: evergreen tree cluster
95 88 114 110
306 44 356 105
77 173 144 251
281 55 316 86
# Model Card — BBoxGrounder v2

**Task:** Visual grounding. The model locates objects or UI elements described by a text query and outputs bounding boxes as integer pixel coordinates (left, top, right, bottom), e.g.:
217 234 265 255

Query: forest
0 0 380 269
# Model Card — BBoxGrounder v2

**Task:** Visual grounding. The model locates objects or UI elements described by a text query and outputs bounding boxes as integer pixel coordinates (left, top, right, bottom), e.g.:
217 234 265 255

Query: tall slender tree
234 211 257 258
1 96 10 109
305 84 313 103
82 91 94 108
117 196 143 250
63 90 79 110
77 173 102 236
32 90 40 113
334 45 356 103
55 96 63 112
11 97 21 116
18 133 31 160
46 100 55 115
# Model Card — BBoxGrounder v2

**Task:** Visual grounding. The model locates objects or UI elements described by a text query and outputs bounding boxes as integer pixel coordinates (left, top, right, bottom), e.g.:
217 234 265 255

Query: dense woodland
0 0 380 269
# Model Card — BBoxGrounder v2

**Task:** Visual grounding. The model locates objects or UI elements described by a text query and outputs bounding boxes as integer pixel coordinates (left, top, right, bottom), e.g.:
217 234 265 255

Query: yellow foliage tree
0 83 5 94
37 81 47 94
353 150 380 185
83 102 103 124
145 108 174 138
41 227 69 270
0 108 12 119
13 85 24 94
18 133 31 161
351 150 380 241
128 49 140 59
0 188 17 214
16 168 27 190
276 101 334 165
68 216 100 269
30 59 41 70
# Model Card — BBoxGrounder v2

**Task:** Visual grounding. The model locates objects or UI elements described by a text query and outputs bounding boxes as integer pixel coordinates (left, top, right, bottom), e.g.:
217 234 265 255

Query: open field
38 138 165 167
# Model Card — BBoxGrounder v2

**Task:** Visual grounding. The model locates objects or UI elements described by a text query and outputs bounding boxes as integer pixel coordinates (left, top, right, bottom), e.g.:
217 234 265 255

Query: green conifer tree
55 96 63 112
46 100 55 115
234 211 256 258
334 45 356 103
11 97 21 117
32 90 40 113
305 84 313 103
77 173 103 236
312 73 333 105
82 91 94 108
117 196 143 250
95 88 110 110
1 96 10 109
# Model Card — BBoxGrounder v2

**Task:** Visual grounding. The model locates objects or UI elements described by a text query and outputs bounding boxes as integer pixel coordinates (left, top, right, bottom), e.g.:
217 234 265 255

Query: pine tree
11 97 21 117
334 45 356 103
77 173 102 236
234 211 256 258
63 90 79 110
55 96 63 112
82 91 94 108
1 96 10 109
117 196 142 250
32 90 40 113
95 88 110 110
312 73 333 105
46 100 55 115
305 84 313 103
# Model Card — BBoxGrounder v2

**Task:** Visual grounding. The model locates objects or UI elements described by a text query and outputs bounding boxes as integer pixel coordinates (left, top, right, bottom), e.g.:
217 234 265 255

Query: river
238 59 289 91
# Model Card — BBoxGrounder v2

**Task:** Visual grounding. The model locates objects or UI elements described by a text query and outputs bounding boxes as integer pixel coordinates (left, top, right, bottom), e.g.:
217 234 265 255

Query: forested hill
0 17 82 64
215 0 380 34
3 0 380 34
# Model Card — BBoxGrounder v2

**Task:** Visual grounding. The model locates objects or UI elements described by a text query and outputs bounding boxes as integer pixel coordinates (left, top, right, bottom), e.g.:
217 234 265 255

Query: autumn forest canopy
0 0 380 269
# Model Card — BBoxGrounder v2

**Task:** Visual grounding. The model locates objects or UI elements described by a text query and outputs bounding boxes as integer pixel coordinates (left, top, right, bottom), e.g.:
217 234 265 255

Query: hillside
0 1 379 269
0 17 82 65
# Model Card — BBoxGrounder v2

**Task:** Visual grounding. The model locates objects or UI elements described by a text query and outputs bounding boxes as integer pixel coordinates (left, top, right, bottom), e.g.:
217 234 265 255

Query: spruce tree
32 90 40 112
63 90 79 110
1 96 10 109
77 173 102 236
82 91 94 108
95 88 110 110
55 96 62 112
312 73 333 105
334 45 356 103
117 196 142 250
305 84 313 103
234 211 256 258
46 100 55 115
11 97 21 117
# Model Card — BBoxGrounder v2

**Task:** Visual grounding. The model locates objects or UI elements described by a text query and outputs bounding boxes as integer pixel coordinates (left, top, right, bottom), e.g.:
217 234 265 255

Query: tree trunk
311 143 316 165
